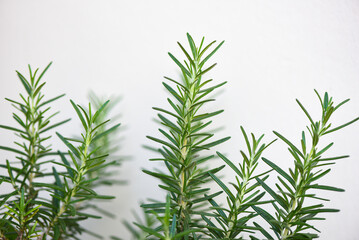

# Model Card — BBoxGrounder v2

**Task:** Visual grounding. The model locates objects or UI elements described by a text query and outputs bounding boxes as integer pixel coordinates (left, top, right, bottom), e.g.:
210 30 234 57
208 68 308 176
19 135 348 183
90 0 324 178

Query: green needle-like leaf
256 177 288 210
56 132 80 158
262 157 295 187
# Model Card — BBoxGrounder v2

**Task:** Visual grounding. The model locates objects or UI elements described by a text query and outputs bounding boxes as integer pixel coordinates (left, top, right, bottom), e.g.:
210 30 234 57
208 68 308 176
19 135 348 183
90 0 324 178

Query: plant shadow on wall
0 34 358 240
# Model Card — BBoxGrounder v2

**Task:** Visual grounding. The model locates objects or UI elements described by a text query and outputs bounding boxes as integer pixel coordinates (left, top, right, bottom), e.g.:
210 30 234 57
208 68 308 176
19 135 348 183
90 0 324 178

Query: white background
1 1 359 239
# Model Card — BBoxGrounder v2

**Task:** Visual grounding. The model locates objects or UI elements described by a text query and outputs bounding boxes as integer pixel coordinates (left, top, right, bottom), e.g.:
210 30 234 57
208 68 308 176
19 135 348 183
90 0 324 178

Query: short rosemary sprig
204 127 275 239
43 100 120 239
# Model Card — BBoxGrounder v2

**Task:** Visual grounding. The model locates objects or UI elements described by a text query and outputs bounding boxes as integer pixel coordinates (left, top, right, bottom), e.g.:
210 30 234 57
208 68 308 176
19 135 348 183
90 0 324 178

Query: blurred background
0 0 358 239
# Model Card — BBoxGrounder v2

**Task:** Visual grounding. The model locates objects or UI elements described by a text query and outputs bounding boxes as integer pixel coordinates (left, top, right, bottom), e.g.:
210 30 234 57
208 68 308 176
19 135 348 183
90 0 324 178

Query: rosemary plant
47 99 120 239
0 63 69 239
139 33 230 239
1 35 358 240
253 91 359 239
0 64 120 239
204 127 276 239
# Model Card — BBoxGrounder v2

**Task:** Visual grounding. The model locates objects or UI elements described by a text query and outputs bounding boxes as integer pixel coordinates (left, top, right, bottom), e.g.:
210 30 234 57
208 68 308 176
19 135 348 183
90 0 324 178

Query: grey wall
1 1 359 239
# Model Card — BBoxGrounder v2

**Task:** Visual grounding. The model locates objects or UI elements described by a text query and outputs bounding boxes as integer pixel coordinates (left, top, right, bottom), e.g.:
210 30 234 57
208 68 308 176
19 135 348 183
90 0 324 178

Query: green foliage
0 35 358 240
139 33 229 239
3 188 41 239
132 34 358 240
80 93 124 219
0 63 69 239
136 195 197 240
123 206 157 240
254 91 359 239
204 127 276 239
87 92 123 178
0 64 120 239
46 99 120 239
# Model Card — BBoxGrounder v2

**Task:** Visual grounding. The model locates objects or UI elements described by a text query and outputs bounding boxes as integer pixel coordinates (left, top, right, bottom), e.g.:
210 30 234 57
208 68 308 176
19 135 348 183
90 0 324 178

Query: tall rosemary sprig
254 91 359 239
140 33 229 238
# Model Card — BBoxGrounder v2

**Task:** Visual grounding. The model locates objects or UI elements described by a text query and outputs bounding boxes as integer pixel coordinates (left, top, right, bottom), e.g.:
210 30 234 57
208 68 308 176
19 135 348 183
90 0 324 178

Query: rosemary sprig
255 91 359 239
140 33 229 239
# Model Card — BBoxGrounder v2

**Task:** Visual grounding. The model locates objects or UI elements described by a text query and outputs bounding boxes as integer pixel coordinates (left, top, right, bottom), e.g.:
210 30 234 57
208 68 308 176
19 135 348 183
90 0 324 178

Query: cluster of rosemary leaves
0 64 120 239
0 34 358 240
